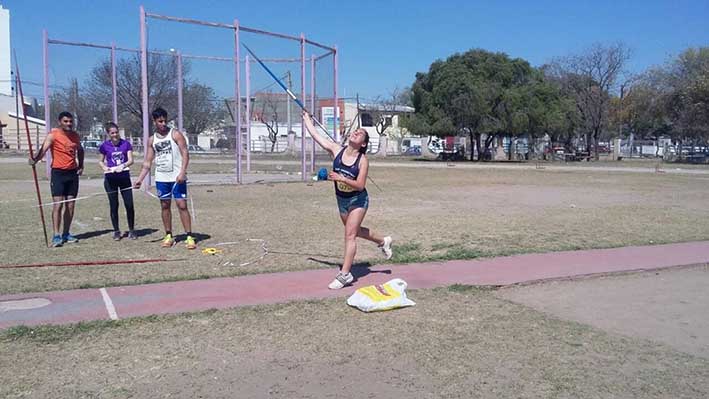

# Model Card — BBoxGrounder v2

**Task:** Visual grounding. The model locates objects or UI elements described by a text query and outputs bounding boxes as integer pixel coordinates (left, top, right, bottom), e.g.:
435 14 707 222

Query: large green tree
409 49 562 161
665 47 709 145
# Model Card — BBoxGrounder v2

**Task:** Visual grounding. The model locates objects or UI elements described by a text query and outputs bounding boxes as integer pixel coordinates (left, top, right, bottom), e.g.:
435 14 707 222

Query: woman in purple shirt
99 122 136 240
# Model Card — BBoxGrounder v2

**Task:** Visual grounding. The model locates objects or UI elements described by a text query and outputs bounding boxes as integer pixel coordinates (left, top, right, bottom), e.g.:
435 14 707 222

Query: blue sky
4 0 708 101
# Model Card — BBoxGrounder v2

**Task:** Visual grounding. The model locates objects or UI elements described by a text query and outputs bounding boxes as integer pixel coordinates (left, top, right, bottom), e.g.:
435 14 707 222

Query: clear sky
3 0 708 101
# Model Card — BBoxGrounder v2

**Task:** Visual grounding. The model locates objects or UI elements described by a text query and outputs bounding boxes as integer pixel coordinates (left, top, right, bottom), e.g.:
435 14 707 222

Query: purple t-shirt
100 139 132 176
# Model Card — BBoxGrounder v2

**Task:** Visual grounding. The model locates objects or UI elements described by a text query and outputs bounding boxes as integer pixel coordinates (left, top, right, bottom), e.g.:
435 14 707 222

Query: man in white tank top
135 107 196 249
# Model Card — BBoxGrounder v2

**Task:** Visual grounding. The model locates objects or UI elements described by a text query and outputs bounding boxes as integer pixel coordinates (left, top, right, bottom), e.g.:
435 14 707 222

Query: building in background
0 5 47 150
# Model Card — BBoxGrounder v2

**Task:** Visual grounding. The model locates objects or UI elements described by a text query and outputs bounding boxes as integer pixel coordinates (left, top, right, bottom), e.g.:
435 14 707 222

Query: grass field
2 156 709 295
2 154 709 398
2 283 708 398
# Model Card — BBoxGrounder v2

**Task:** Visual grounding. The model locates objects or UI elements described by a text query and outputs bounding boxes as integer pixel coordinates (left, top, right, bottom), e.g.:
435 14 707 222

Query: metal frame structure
41 7 338 184
140 6 338 185
41 33 176 177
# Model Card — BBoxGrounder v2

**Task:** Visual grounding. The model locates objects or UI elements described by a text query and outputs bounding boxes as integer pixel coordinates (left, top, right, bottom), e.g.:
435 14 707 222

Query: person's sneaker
62 232 79 244
328 272 354 290
161 233 175 248
51 234 63 248
185 235 197 250
112 231 122 241
379 236 393 260
127 231 138 240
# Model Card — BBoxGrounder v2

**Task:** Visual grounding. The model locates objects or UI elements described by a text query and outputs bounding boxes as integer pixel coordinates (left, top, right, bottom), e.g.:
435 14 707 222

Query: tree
366 87 410 136
617 72 670 155
182 83 226 144
665 47 709 146
256 91 280 152
86 53 181 138
540 65 584 153
410 49 562 161
548 43 631 160
49 78 92 134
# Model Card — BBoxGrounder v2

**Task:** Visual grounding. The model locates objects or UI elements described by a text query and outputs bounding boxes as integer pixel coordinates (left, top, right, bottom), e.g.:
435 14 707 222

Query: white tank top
152 128 184 182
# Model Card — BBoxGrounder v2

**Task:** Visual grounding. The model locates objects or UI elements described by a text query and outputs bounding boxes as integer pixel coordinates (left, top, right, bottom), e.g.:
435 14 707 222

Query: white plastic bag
346 278 416 312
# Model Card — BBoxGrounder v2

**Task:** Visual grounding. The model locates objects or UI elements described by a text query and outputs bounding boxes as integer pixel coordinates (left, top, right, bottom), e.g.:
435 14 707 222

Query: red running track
2 241 709 329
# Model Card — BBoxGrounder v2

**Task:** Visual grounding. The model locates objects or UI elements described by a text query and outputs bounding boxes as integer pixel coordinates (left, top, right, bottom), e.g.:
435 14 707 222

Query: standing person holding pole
134 107 196 250
302 111 393 289
28 111 84 247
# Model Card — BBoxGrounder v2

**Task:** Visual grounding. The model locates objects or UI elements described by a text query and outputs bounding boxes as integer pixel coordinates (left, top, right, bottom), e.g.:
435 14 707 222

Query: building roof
358 103 415 113
7 111 46 126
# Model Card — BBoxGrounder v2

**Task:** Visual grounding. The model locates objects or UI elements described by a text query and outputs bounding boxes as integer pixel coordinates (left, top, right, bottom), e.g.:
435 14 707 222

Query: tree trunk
484 134 496 161
471 132 478 161
593 133 600 161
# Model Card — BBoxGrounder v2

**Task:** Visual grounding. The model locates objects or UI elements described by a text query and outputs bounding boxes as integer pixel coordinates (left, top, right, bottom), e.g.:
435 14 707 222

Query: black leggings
104 176 135 231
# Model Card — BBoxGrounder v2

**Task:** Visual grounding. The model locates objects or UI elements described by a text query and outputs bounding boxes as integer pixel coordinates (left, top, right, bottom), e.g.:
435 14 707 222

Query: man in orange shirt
29 111 85 247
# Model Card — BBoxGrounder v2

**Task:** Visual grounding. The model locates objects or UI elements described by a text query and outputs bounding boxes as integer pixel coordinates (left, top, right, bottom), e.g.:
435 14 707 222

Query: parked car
82 140 102 152
403 145 421 156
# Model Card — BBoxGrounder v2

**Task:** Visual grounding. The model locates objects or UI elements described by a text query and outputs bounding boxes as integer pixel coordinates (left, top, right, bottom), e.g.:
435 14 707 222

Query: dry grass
1 286 707 398
2 159 709 295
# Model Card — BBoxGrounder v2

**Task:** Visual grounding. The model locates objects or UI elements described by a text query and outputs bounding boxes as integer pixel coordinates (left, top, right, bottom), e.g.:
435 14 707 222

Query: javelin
14 50 49 248
241 43 336 142
242 43 383 192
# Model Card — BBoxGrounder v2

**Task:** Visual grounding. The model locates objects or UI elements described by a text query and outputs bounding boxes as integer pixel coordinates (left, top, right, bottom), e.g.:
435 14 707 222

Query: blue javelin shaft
241 43 335 141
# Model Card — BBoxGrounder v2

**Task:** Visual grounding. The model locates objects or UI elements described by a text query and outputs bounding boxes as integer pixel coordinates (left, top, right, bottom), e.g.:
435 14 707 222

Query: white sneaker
328 272 354 289
380 236 393 260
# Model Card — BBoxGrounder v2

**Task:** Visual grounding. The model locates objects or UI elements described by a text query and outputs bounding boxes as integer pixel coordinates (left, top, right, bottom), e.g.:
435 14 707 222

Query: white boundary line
99 288 119 320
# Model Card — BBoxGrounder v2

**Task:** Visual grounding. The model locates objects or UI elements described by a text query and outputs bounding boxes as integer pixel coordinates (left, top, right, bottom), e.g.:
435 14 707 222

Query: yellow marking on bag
358 283 402 302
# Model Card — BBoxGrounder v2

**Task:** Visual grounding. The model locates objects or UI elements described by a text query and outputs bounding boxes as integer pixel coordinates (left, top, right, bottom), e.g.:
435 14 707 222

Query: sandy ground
497 265 709 360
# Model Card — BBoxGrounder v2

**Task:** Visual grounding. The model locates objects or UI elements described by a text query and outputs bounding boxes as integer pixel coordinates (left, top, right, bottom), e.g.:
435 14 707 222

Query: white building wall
0 6 10 96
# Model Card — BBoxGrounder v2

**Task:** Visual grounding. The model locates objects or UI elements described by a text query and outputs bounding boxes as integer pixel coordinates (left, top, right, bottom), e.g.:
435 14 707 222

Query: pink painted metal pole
234 19 242 184
42 29 51 179
334 47 339 143
111 43 118 124
140 6 150 189
310 55 316 173
300 34 306 181
176 51 184 133
245 54 251 172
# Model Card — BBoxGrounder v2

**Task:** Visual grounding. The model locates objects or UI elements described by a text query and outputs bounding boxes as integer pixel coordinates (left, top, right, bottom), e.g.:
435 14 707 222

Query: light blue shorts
156 181 188 200
336 191 369 214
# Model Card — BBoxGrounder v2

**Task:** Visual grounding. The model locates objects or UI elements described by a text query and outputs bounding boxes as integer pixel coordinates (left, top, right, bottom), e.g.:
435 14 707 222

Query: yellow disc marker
201 247 223 255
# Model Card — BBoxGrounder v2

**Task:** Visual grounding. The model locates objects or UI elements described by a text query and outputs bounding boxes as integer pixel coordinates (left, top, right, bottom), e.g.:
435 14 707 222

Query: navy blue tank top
333 147 366 198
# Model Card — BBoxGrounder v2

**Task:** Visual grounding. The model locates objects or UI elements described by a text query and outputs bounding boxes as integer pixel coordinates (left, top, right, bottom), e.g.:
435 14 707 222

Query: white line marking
99 288 119 320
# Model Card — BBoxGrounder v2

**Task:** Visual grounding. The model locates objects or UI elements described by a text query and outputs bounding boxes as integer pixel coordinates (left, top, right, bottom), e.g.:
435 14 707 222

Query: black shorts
50 168 79 198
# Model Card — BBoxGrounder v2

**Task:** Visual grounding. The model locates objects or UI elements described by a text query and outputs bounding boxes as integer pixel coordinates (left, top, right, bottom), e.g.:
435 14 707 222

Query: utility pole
286 71 292 136
14 71 20 150
356 93 361 129
72 78 79 133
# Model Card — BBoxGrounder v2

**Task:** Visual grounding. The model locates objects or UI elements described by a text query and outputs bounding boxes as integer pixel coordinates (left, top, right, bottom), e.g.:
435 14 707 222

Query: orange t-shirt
50 128 81 170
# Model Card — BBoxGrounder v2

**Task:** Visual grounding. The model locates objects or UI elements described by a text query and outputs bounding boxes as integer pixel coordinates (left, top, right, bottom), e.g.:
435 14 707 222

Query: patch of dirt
497 265 709 359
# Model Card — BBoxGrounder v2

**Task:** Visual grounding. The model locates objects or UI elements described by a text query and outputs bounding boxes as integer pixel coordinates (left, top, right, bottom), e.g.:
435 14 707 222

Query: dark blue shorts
50 168 79 198
156 181 188 200
336 191 369 214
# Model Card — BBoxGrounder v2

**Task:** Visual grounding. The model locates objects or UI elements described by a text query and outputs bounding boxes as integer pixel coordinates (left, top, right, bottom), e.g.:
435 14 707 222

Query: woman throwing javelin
302 111 393 289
